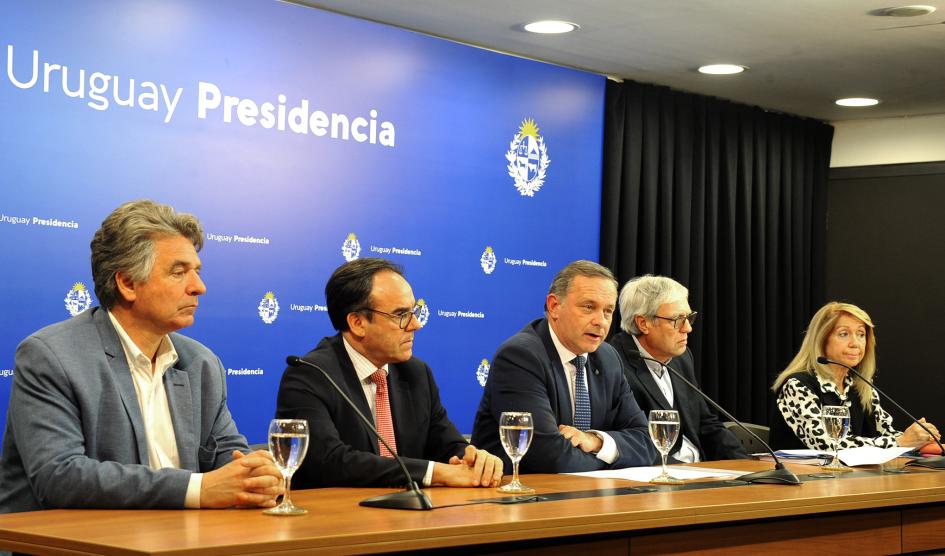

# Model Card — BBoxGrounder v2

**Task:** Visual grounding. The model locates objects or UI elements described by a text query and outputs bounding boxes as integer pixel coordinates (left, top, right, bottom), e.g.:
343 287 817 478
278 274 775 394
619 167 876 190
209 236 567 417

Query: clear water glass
822 405 851 472
263 418 310 515
648 409 683 484
497 411 534 493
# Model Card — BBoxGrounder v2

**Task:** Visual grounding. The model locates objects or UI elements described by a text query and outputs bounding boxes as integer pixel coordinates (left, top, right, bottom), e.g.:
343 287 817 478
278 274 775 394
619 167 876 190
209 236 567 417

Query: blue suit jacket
471 318 657 473
0 307 248 513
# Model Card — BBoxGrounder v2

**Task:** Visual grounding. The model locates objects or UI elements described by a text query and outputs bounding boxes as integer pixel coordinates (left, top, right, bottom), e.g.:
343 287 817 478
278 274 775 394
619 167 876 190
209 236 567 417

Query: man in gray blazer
0 200 281 513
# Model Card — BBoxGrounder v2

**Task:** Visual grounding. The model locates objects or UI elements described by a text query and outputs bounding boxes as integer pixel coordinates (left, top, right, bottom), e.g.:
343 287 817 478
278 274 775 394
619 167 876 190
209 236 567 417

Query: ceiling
294 0 945 123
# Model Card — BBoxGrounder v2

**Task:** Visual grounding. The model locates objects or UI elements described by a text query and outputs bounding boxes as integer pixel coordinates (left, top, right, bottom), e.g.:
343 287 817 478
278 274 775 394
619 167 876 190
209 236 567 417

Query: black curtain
600 79 834 425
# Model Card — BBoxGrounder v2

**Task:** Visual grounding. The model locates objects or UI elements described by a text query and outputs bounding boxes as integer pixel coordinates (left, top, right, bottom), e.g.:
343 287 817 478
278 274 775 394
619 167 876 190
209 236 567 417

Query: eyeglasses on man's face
362 304 423 330
652 311 698 330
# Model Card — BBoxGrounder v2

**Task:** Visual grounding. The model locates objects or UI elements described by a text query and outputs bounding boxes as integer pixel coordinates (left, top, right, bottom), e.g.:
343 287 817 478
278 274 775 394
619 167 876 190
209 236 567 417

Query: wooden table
1 460 945 555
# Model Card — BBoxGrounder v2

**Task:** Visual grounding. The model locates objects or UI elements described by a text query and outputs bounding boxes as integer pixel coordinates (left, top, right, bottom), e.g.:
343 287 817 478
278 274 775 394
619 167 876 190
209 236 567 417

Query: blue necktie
572 355 591 430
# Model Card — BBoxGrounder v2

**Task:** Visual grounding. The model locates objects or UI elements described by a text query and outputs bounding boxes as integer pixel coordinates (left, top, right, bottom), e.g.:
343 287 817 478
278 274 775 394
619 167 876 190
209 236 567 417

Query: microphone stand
286 356 434 509
627 349 800 485
817 356 945 470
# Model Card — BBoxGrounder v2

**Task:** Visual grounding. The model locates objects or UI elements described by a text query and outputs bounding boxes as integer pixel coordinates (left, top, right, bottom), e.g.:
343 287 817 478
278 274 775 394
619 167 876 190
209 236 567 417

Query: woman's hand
898 418 941 448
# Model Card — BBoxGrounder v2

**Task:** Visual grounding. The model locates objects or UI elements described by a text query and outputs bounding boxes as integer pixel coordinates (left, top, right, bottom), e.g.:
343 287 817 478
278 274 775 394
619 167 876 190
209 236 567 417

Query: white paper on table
774 449 831 457
838 446 914 466
565 465 743 482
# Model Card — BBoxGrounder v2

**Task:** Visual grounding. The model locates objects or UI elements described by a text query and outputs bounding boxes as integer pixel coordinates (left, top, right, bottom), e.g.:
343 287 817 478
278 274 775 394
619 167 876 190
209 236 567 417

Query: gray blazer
0 307 248 513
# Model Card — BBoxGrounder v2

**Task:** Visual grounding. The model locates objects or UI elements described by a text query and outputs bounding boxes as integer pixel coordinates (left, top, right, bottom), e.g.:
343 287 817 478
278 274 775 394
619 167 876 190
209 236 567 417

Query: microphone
285 355 434 510
816 356 945 470
626 349 801 485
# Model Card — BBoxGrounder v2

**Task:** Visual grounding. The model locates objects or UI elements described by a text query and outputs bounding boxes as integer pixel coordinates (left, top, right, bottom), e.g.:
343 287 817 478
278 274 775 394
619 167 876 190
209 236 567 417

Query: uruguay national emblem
64 282 92 316
415 298 430 327
476 359 490 387
341 232 361 262
258 291 280 324
506 117 550 197
480 246 497 275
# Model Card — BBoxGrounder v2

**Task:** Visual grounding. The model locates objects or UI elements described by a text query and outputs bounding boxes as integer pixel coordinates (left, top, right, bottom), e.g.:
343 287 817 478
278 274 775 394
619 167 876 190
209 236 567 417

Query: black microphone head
625 348 642 358
816 356 830 365
286 355 302 366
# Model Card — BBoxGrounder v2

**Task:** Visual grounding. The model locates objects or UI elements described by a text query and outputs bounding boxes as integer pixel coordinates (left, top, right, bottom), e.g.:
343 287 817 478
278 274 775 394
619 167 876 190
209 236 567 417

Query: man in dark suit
608 275 747 462
276 258 503 489
471 260 656 473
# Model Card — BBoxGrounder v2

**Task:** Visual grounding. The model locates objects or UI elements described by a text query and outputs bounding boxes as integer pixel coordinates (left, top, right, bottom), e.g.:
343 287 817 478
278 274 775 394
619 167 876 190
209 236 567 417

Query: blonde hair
772 301 877 411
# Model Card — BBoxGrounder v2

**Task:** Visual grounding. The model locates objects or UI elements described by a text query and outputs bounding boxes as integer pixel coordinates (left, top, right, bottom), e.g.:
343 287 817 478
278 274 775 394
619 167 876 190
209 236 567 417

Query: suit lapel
387 365 413 455
94 308 150 465
329 336 379 454
585 355 606 428
165 365 196 471
536 320 572 425
630 358 673 410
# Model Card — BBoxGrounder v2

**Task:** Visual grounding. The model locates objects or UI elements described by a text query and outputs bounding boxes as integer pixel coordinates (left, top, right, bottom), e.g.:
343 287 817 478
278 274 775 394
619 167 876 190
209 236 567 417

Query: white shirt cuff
422 461 435 487
185 473 203 508
590 430 618 464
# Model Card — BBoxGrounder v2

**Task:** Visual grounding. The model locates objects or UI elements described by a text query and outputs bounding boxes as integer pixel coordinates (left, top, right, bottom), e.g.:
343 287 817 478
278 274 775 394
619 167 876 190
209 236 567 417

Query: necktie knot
572 355 587 373
369 369 388 390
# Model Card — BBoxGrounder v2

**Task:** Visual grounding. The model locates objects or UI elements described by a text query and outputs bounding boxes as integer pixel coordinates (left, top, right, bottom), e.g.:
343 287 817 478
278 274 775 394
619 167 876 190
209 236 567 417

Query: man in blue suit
0 200 282 513
472 260 656 472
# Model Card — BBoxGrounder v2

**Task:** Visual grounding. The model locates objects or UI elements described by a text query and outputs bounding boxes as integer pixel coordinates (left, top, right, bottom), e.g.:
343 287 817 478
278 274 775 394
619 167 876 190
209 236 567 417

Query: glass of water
263 418 310 516
497 411 534 493
822 405 851 471
648 409 683 484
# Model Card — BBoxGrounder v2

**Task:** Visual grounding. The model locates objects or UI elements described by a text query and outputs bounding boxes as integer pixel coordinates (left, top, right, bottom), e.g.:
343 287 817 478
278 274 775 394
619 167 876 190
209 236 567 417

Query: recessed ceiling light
697 64 747 75
835 97 880 107
881 5 936 17
522 20 578 34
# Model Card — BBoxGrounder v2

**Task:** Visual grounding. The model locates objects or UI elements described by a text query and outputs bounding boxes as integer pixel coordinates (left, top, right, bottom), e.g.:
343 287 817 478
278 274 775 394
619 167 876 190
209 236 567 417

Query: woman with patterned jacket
769 302 939 451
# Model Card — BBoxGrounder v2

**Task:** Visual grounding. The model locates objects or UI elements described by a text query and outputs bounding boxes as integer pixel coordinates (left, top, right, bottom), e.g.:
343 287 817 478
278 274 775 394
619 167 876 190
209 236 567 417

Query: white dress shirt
632 336 700 463
342 337 436 486
108 311 202 507
547 326 618 464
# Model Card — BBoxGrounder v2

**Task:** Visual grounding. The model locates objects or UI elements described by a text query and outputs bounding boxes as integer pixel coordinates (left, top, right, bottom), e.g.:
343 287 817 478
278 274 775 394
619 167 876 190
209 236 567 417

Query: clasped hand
433 445 503 487
899 418 941 448
558 424 602 453
200 450 284 508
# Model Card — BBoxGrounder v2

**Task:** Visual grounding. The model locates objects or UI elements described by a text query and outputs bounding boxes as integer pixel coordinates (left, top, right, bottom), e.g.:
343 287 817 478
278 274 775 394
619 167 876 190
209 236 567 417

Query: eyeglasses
362 304 423 330
653 312 698 330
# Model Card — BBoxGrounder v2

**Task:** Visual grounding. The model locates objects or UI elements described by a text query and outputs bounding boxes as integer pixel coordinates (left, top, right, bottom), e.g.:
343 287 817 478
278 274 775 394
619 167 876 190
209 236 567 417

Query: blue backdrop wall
0 0 604 443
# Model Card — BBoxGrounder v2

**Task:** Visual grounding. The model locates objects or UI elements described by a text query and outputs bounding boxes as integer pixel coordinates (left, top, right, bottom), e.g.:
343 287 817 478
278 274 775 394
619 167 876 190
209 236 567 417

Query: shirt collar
631 335 670 377
107 309 178 371
547 322 584 369
342 335 389 383
815 370 854 399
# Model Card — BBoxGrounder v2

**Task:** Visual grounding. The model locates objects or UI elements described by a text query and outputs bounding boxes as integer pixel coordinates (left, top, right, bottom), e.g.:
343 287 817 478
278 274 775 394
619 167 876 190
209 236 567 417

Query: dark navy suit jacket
472 319 656 473
609 331 748 462
276 334 469 488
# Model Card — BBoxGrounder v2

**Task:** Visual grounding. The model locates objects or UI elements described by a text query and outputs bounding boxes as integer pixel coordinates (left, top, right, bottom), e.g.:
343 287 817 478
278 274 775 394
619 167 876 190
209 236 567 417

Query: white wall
830 113 945 168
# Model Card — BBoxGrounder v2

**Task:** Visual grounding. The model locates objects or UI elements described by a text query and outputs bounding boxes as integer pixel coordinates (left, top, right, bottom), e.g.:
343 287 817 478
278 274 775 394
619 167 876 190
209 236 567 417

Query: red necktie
370 369 397 457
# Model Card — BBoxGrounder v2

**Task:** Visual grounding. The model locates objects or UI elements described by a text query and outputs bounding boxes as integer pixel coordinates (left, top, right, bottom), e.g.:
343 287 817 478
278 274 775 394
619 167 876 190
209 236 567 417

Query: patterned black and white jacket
769 370 901 451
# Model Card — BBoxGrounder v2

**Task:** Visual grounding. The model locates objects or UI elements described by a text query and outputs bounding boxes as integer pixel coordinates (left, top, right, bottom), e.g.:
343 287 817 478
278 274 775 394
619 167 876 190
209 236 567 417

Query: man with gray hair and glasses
608 275 747 462
0 200 282 514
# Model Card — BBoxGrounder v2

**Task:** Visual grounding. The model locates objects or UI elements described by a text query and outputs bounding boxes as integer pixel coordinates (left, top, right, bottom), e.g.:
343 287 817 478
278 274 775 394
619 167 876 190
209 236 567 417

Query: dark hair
90 200 203 309
326 258 405 331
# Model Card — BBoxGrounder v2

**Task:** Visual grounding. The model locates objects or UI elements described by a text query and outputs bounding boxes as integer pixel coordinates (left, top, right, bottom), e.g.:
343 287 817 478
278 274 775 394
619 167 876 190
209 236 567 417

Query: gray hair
618 275 689 334
545 260 617 311
90 200 204 309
